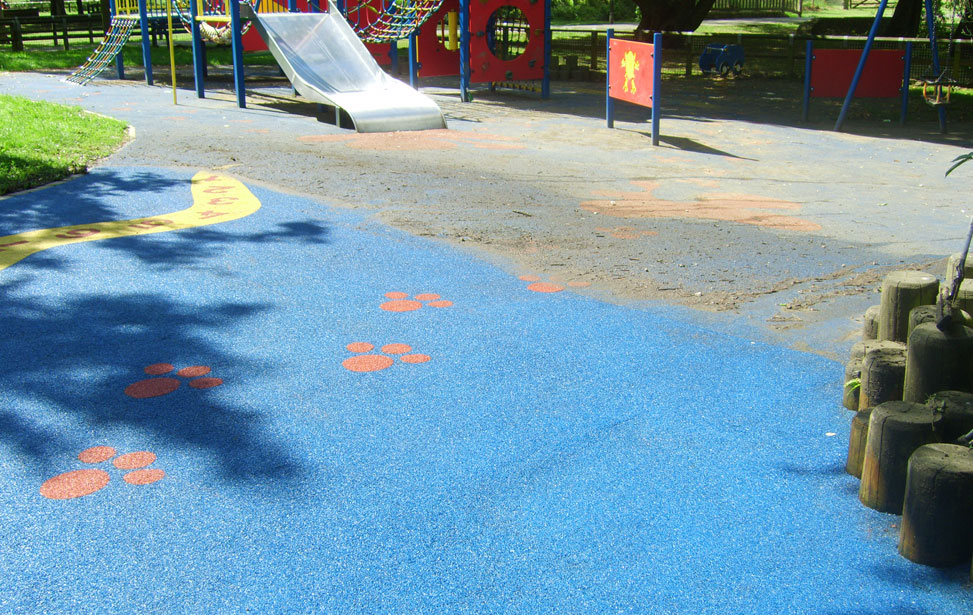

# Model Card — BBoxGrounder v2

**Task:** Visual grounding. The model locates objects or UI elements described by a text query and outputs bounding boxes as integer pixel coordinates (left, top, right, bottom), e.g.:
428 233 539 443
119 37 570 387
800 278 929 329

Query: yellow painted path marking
0 172 261 272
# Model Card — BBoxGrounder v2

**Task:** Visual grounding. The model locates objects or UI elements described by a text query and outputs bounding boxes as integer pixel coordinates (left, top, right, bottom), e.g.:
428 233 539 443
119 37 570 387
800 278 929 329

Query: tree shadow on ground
0 168 335 487
0 281 309 487
442 76 973 147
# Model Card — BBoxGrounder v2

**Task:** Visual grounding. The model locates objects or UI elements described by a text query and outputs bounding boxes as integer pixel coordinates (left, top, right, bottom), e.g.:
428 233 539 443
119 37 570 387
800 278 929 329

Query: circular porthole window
485 6 530 61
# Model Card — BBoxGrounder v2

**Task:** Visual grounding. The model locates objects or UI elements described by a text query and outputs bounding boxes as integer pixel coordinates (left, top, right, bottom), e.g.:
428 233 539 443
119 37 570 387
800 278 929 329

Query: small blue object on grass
699 43 744 76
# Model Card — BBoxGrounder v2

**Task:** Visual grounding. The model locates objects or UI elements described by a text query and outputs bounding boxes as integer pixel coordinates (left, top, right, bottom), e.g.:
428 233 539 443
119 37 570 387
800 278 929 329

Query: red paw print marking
342 342 431 373
40 446 165 500
519 275 591 293
125 363 223 399
380 291 453 312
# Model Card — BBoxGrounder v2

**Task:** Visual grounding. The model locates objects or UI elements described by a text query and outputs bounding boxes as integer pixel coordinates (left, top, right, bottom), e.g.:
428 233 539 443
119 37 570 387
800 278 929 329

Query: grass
0 94 129 195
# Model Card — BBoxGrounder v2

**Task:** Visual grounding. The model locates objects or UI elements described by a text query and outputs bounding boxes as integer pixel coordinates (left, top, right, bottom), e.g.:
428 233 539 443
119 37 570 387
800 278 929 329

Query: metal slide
244 6 446 133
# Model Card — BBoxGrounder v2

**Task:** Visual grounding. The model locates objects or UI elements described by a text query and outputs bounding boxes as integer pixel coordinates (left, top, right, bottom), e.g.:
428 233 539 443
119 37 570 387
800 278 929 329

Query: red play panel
810 48 905 98
608 39 655 108
468 0 545 83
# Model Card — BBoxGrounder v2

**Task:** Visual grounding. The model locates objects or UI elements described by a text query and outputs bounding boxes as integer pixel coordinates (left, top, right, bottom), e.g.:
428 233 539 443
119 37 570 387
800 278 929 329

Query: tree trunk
883 0 923 37
635 0 718 33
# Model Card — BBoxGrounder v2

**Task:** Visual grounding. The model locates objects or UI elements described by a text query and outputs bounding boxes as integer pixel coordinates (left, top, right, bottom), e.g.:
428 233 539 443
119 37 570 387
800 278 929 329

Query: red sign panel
609 39 655 107
810 48 905 98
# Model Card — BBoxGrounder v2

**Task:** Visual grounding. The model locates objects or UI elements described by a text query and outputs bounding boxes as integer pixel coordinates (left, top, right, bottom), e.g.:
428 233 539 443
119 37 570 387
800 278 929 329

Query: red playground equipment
410 0 551 99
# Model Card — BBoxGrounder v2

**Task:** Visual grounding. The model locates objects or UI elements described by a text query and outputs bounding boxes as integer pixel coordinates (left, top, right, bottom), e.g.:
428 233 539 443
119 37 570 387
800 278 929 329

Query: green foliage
551 0 640 23
845 378 861 392
946 151 973 176
0 94 128 195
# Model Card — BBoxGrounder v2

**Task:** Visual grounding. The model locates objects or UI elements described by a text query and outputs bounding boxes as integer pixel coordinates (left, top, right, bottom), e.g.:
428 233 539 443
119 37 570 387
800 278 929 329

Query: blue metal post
109 0 124 78
409 33 418 88
335 0 344 13
190 0 205 97
802 40 813 122
459 0 470 102
309 0 319 11
137 0 152 85
924 0 947 133
650 31 661 146
541 0 551 99
834 0 889 131
230 0 246 108
288 0 296 12
900 42 912 124
605 28 613 128
390 38 399 76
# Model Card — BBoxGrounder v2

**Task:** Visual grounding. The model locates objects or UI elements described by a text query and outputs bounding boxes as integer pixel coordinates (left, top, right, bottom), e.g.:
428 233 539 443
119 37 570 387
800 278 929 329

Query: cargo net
346 0 444 44
66 16 138 85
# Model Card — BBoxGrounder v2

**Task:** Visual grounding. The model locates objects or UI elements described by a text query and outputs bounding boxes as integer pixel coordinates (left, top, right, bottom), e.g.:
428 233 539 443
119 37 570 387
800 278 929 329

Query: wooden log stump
859 401 943 514
944 252 973 287
863 304 880 341
956 279 973 315
925 390 973 443
843 342 864 411
845 407 872 478
898 443 973 566
859 341 906 410
878 271 938 343
903 322 973 403
909 305 971 337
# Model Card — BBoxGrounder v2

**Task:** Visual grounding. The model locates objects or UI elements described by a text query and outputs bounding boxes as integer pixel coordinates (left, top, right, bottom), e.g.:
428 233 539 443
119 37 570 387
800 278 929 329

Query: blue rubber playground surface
0 166 968 613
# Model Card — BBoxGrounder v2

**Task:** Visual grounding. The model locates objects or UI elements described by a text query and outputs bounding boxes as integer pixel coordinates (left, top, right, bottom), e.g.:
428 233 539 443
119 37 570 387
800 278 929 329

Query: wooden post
898 443 973 566
859 400 942 514
858 341 906 410
863 304 880 340
878 271 938 342
903 322 973 403
846 407 872 478
925 390 973 443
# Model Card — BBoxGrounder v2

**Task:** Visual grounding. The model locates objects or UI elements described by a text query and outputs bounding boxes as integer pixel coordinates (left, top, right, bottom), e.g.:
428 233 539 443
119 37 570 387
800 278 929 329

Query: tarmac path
0 69 971 612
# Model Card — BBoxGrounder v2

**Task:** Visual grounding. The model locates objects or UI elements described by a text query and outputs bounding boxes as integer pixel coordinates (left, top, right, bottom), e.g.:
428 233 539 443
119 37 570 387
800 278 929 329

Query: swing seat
916 73 957 107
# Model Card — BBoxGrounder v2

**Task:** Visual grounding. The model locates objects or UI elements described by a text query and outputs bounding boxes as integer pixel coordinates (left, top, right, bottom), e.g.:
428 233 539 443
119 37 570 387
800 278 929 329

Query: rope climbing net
66 16 138 85
346 0 444 44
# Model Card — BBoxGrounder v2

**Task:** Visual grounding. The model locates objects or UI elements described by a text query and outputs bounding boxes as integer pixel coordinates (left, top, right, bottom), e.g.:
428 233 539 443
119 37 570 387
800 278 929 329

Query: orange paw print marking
125 363 223 399
40 446 165 500
580 180 821 232
342 342 431 373
519 275 591 293
380 291 453 312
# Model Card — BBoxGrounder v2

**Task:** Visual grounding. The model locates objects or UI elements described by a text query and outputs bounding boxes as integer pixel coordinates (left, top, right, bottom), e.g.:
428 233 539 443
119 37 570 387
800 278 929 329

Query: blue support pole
900 42 912 124
390 38 399 76
309 0 319 11
137 0 152 85
335 0 344 13
230 0 246 108
109 0 124 78
287 0 296 12
924 0 947 133
802 40 813 122
459 0 470 102
190 0 205 98
605 28 613 128
834 0 889 131
541 0 551 99
650 31 662 147
409 33 418 88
